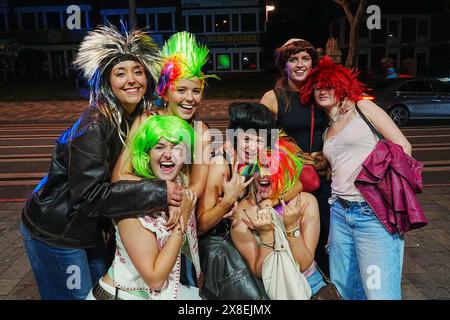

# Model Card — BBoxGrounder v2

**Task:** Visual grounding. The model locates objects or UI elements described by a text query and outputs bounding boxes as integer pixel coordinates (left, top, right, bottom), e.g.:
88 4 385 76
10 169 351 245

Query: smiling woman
86 115 202 300
109 61 148 115
19 25 184 300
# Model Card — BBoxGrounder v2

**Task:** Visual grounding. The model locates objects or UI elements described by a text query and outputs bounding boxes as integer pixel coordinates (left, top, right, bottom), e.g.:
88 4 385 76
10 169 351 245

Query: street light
265 5 275 23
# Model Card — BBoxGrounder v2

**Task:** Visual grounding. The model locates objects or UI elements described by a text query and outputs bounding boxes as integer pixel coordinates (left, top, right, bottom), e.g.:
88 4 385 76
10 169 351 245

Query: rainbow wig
156 31 218 96
240 134 303 201
130 115 195 179
300 56 365 105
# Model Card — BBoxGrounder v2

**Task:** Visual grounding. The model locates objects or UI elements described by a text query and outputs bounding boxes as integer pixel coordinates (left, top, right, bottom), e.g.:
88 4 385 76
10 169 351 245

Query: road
1 122 449 201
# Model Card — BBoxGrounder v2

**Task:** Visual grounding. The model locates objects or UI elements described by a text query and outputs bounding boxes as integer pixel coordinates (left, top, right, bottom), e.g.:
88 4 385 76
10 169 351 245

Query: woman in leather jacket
20 25 183 300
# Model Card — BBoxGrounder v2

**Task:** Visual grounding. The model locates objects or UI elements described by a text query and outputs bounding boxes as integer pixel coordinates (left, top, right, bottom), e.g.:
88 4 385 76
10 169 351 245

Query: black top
276 91 327 152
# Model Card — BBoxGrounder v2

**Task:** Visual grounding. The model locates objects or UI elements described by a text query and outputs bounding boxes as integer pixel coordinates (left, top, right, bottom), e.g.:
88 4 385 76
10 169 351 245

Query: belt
92 281 123 300
336 197 366 209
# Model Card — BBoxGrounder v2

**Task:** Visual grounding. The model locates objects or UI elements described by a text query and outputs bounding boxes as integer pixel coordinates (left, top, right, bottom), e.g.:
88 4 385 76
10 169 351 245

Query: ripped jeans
328 199 404 300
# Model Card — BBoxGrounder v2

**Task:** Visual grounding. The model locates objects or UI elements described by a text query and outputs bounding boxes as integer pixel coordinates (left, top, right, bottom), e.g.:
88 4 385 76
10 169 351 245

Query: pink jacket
355 140 427 235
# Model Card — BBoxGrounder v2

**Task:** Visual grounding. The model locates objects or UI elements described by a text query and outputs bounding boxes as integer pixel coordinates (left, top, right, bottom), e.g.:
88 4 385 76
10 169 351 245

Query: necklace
328 114 344 127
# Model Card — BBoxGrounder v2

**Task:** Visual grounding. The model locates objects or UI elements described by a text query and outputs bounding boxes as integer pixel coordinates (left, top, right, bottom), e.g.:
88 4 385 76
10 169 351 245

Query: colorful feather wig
74 24 161 105
239 133 303 201
156 31 218 96
300 55 365 105
130 115 194 179
73 24 162 141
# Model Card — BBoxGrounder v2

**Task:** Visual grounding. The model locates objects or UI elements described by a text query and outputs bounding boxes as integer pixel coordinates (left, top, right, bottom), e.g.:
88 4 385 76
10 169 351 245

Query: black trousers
311 177 332 277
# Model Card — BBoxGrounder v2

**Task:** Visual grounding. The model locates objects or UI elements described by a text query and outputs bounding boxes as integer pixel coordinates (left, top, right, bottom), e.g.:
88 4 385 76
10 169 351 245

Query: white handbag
261 208 312 300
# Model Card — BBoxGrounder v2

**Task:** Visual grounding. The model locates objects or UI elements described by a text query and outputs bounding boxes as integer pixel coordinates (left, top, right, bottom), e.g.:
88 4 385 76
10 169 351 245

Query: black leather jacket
22 106 167 248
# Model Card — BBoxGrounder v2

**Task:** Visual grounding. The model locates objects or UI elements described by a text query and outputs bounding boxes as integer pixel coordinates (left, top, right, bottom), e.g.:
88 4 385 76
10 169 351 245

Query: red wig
300 56 365 105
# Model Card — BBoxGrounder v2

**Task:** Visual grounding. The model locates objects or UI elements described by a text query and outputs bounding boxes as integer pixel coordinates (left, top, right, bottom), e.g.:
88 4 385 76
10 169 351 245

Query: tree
333 0 367 68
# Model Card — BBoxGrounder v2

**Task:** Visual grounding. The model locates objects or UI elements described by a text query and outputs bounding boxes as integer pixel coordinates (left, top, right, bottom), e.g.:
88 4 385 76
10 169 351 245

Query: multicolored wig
239 133 303 201
130 115 195 179
73 24 161 140
156 31 218 97
300 55 365 105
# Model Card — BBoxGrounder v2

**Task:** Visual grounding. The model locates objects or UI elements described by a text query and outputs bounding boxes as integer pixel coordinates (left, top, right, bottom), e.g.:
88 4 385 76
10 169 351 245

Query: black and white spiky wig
73 24 162 141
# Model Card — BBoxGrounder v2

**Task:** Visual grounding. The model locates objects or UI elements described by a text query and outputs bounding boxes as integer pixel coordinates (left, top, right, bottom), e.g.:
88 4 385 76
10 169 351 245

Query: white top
108 175 201 300
322 109 378 203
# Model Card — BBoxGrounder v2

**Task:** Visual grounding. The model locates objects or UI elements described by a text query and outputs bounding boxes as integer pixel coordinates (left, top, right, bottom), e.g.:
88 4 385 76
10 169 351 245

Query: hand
222 199 239 220
166 180 183 207
166 205 181 230
179 188 197 231
221 159 254 207
339 97 355 115
247 207 274 234
232 196 257 230
281 194 310 231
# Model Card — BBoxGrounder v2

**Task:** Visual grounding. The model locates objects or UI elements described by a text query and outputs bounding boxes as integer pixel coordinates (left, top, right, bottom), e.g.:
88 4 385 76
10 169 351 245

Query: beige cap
282 38 305 47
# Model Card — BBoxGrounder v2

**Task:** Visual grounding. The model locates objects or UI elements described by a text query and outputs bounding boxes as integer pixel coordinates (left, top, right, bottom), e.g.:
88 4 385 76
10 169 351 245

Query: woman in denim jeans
300 56 412 300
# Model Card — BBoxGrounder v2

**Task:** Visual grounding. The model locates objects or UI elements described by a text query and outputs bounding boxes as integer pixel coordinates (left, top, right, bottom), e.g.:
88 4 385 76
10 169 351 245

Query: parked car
364 78 450 126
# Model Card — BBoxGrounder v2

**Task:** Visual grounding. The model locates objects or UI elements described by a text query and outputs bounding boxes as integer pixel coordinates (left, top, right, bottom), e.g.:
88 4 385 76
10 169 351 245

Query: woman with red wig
300 56 411 300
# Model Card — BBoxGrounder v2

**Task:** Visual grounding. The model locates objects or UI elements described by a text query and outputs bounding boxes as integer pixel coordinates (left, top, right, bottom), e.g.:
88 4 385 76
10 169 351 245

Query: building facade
181 0 264 73
330 11 450 78
0 0 265 80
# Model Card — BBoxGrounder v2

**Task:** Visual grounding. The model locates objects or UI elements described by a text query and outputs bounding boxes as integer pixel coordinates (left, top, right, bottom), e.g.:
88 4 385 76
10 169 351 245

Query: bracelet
285 226 299 233
259 240 275 246
260 242 274 250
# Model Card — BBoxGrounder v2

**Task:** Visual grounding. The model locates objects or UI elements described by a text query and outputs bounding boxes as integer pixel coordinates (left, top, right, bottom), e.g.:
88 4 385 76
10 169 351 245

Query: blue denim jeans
328 200 404 300
306 268 327 296
20 223 106 300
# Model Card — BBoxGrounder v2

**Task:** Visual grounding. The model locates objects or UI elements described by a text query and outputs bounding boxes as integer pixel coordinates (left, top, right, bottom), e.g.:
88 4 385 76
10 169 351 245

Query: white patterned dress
108 174 201 300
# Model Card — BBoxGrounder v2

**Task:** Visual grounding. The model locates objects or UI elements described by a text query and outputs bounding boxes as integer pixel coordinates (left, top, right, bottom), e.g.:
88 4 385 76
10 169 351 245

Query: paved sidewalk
1 189 449 300
0 99 255 124
0 100 449 300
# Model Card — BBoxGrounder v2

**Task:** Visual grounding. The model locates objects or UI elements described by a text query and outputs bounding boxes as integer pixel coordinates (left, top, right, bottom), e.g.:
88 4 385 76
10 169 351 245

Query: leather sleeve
68 122 167 218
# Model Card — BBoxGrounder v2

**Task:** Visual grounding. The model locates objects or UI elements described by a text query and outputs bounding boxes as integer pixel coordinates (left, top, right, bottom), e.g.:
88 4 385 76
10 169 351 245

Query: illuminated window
242 52 257 70
216 53 231 70
215 14 229 32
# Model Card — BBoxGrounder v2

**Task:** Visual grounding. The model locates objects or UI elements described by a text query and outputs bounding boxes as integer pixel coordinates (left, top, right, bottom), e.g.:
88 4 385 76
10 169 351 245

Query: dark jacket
199 221 269 300
355 139 427 235
22 106 168 248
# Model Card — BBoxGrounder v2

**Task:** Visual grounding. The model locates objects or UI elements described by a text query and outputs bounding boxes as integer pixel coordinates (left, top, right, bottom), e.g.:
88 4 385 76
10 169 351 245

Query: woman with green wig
87 115 202 300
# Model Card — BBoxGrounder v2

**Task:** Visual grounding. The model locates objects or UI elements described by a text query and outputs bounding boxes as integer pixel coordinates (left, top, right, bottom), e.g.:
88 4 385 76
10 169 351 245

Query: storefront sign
206 34 259 45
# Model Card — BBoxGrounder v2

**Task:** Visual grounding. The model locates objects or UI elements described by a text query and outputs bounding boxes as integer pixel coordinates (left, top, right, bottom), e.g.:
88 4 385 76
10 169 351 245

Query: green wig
130 115 195 179
156 31 218 96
